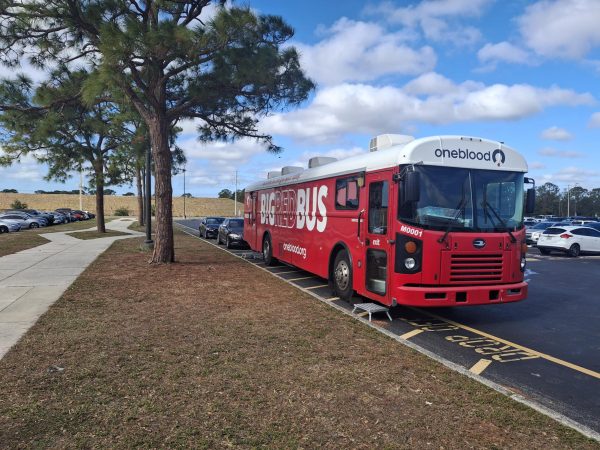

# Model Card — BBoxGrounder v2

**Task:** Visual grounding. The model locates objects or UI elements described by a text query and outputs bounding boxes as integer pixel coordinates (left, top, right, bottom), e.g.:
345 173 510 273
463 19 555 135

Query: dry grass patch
66 230 130 240
0 231 596 448
0 232 49 257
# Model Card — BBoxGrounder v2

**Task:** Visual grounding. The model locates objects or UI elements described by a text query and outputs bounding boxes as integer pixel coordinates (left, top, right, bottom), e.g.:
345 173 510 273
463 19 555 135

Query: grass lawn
0 232 49 257
66 230 130 240
0 230 596 448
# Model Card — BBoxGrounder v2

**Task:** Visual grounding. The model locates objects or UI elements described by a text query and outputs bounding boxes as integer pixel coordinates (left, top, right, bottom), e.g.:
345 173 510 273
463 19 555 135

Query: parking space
176 219 600 438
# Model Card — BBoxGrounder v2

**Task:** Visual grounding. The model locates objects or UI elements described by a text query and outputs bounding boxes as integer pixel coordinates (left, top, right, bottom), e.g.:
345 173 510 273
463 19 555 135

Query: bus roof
246 135 528 192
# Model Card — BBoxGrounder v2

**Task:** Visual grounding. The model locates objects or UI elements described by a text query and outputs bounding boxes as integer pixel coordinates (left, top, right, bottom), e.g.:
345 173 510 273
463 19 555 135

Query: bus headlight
404 257 416 270
520 257 526 271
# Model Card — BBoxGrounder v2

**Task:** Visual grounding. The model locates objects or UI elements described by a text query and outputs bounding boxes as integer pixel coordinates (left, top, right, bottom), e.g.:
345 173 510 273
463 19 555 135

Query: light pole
567 185 570 217
234 169 238 216
183 165 187 219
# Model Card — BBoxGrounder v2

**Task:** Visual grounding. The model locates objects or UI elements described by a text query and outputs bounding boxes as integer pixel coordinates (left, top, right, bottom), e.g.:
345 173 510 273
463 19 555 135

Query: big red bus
244 135 535 307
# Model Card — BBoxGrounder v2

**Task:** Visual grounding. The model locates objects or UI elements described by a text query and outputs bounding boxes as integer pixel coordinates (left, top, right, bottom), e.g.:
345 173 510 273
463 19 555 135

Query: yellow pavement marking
470 358 492 375
288 276 315 282
400 329 425 340
306 284 328 290
409 307 600 380
273 270 302 275
324 296 339 301
357 311 369 318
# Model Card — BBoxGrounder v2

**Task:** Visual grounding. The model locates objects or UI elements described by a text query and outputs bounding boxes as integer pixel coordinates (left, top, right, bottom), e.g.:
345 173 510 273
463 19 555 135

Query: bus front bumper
394 281 528 307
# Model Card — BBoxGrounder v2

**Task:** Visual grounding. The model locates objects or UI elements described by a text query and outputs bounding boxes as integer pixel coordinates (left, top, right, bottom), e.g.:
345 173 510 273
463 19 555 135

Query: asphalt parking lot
177 219 600 437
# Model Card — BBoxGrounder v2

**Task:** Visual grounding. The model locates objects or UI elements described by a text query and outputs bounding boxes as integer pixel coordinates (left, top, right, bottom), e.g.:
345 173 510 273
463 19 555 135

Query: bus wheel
263 235 278 266
333 250 353 302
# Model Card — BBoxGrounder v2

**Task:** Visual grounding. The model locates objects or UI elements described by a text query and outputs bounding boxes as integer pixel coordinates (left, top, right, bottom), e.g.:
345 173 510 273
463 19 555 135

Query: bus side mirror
525 188 535 214
404 171 420 203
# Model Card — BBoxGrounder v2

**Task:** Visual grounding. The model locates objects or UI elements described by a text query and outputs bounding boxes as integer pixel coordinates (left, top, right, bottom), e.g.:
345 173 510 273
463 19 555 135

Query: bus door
360 172 394 303
247 192 258 248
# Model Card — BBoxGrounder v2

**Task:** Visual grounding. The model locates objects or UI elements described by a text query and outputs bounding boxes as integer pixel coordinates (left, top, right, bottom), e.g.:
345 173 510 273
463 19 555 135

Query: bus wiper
438 196 466 244
483 200 517 243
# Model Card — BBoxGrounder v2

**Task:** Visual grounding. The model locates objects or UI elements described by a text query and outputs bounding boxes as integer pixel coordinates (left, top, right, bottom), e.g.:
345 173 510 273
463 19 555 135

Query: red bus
244 135 535 307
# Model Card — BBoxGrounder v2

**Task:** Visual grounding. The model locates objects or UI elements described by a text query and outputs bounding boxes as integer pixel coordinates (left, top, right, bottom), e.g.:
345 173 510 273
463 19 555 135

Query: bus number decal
400 225 423 238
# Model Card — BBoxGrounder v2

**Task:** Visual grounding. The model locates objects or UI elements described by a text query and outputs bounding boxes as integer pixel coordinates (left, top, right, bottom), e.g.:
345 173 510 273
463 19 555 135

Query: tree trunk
148 116 174 263
136 162 144 227
93 159 106 233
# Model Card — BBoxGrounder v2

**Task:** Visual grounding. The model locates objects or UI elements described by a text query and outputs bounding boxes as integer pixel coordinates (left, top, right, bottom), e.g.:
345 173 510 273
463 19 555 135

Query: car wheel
216 233 221 245
226 236 232 249
539 248 551 255
262 234 278 266
0 226 7 234
29 222 39 229
568 244 580 257
333 250 354 303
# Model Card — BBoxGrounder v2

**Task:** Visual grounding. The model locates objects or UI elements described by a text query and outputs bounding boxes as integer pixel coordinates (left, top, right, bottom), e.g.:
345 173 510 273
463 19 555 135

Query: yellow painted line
288 276 315 282
357 311 369 318
324 296 339 301
409 307 600 380
273 270 302 275
400 329 425 340
470 358 492 375
306 284 328 290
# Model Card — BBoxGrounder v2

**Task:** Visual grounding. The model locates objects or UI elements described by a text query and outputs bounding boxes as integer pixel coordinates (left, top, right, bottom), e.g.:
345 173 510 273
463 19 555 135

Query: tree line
0 1 313 263
534 182 600 217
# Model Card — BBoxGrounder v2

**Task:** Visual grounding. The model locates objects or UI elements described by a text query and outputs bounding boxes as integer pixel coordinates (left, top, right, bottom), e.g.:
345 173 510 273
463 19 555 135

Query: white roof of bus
246 135 528 192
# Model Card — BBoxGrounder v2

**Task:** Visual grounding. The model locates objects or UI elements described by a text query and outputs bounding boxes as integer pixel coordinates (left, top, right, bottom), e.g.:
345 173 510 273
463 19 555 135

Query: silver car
0 218 22 233
0 213 46 229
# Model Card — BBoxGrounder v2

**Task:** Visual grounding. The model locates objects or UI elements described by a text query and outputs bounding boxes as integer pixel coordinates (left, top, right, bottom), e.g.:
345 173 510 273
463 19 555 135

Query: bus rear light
559 233 572 239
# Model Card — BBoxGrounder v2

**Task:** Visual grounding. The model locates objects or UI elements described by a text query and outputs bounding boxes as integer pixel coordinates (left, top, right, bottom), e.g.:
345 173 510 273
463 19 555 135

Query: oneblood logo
260 185 328 232
435 148 506 167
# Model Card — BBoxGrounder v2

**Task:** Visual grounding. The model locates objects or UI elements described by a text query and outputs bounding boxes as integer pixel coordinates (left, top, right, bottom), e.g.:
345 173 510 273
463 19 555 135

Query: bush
10 199 27 209
114 207 130 216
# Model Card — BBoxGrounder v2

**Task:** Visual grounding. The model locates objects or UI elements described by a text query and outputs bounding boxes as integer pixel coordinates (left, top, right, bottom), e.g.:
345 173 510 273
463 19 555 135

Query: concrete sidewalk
0 218 144 359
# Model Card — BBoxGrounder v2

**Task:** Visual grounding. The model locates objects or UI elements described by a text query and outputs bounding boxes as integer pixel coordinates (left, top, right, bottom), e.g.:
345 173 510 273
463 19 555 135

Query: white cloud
366 0 491 46
540 126 573 141
180 137 267 166
538 147 585 158
295 18 436 85
477 42 533 70
518 0 600 59
529 162 546 170
588 112 600 128
261 77 595 143
539 166 600 185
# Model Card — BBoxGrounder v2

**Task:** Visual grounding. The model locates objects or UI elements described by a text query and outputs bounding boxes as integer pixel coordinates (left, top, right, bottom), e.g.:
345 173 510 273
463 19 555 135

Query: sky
1 0 600 197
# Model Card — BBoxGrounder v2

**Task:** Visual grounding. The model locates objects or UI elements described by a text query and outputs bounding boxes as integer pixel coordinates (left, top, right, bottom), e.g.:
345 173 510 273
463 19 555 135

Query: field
0 193 242 217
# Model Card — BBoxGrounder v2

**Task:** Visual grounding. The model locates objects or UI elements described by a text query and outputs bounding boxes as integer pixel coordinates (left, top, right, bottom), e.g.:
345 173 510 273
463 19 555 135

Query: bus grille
449 254 503 284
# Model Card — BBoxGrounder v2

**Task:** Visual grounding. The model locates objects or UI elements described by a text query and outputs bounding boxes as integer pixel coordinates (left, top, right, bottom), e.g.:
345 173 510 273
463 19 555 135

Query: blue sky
2 0 600 197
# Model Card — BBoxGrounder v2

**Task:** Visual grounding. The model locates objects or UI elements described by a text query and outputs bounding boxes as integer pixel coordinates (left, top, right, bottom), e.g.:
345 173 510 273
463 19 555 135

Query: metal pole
144 145 153 244
567 185 570 217
234 169 238 216
79 169 83 211
183 166 186 219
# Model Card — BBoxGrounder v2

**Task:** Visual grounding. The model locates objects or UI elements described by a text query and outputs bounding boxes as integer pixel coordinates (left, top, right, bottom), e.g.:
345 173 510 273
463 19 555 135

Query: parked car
537 226 600 257
199 217 225 239
525 222 558 245
9 209 55 225
0 218 21 233
524 220 538 228
0 212 46 229
216 218 247 248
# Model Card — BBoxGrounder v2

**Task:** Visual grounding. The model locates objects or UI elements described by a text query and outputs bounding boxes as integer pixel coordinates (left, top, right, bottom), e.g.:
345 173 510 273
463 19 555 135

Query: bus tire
333 250 354 302
263 234 278 266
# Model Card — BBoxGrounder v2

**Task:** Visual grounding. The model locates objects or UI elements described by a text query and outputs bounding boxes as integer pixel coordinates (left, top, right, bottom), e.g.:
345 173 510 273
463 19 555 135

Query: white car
537 225 600 257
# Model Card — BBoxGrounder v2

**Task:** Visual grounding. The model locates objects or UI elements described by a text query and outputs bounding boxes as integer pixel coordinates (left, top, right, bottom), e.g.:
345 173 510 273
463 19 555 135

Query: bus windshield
398 166 525 232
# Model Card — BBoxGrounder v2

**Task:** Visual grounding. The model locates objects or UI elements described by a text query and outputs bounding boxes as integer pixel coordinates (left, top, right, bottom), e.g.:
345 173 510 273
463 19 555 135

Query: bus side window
369 181 388 234
336 177 359 209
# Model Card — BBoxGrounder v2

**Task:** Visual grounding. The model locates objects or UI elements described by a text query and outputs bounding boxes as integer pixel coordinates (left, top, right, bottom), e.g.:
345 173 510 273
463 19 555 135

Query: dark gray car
199 217 225 239
216 218 246 248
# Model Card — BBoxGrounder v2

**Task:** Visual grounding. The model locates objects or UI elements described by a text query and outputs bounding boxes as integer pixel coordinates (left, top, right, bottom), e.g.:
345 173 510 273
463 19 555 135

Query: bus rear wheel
263 235 278 266
333 250 354 302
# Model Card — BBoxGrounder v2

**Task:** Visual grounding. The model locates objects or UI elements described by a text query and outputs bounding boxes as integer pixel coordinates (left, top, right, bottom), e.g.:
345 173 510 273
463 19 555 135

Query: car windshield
531 222 555 230
398 166 525 232
206 218 224 225
229 219 243 228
